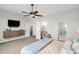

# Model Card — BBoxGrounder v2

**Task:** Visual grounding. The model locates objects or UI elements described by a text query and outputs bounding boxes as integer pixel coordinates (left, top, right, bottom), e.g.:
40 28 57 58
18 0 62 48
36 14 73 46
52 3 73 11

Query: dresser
3 30 25 38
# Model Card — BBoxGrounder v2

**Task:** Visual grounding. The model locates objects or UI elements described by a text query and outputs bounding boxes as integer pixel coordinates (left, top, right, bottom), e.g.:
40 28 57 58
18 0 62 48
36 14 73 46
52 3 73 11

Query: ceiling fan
22 4 43 18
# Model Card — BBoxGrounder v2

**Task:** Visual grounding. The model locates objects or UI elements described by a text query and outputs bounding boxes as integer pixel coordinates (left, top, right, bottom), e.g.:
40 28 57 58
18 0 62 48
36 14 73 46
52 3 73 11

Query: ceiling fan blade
22 11 30 14
34 11 39 13
23 15 30 17
35 14 43 17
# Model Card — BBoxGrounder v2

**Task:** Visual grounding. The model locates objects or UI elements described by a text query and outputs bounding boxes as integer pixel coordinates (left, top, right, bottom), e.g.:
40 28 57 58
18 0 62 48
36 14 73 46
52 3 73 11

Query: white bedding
61 39 79 54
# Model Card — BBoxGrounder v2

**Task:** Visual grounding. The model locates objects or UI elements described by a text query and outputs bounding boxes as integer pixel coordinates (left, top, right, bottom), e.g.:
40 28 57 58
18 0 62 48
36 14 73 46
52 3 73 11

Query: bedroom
0 4 79 54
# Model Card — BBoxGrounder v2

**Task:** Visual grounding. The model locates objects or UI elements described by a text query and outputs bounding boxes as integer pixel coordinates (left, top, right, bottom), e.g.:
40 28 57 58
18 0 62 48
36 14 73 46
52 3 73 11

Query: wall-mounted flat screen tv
8 20 20 27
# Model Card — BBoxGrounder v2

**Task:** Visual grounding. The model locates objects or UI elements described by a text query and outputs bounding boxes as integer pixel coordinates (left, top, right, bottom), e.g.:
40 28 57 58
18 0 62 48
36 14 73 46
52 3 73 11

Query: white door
58 22 67 41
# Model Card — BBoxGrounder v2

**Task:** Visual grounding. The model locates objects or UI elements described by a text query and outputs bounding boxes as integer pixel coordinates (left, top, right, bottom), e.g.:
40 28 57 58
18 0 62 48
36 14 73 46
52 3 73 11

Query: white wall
23 17 31 37
42 8 79 40
0 9 30 41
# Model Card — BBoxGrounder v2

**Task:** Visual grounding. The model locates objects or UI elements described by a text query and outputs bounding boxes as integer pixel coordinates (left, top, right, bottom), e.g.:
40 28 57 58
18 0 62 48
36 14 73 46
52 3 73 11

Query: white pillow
64 40 72 50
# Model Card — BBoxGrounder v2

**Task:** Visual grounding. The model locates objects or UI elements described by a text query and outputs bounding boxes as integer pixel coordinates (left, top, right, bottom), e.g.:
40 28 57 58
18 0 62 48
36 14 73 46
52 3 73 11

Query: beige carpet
38 40 64 54
0 37 37 54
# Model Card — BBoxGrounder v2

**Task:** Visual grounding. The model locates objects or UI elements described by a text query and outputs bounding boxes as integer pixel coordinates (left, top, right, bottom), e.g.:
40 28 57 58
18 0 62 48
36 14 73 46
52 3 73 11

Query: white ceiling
0 4 79 16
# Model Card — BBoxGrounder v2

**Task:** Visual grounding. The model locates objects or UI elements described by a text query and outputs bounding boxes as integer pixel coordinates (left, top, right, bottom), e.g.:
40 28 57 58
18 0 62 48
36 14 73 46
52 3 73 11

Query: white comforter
61 38 79 54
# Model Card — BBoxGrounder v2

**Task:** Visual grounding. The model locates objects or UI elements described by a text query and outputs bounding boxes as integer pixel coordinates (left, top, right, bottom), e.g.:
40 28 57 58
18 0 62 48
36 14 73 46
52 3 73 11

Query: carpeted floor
38 40 64 54
0 37 64 54
0 36 37 54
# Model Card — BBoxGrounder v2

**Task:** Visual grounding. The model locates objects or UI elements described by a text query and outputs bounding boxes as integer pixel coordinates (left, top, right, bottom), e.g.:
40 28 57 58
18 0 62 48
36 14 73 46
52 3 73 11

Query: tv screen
8 20 20 27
